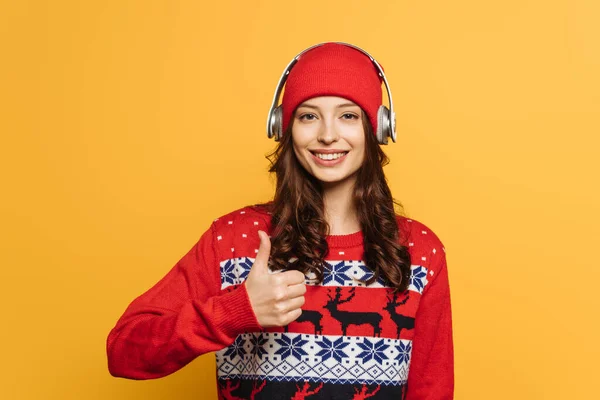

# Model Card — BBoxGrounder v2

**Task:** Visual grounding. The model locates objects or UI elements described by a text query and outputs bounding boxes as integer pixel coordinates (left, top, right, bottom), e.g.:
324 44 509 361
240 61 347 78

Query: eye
341 113 358 120
299 113 317 121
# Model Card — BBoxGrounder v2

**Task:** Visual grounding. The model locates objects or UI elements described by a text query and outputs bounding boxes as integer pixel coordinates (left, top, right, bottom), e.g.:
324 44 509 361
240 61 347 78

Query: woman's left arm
405 247 454 399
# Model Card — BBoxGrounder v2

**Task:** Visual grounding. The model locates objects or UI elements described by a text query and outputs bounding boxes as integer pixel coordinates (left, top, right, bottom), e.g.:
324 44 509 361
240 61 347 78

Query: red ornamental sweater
106 205 454 399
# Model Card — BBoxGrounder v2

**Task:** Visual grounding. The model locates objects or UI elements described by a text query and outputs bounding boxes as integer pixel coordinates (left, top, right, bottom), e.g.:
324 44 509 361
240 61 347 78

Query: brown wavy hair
252 109 411 292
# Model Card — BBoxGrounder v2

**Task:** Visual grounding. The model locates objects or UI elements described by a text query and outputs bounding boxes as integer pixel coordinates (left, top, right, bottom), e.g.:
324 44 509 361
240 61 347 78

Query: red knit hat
281 43 384 135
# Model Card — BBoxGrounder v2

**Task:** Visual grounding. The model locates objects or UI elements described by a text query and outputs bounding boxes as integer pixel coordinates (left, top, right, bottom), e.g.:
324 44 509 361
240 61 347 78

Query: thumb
251 230 271 274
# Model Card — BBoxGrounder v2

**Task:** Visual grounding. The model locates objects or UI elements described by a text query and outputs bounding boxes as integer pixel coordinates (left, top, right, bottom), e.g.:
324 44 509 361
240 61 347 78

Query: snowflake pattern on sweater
106 205 453 400
211 206 453 399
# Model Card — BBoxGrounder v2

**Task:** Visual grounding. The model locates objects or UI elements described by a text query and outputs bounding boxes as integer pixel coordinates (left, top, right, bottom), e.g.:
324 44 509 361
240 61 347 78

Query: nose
317 119 339 144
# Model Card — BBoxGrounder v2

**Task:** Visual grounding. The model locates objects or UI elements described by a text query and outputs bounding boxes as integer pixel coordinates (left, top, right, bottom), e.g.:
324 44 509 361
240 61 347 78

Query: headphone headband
267 42 396 144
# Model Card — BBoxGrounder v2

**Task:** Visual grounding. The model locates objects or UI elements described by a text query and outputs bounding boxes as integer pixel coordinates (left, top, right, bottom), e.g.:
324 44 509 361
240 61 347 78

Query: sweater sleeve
106 222 262 379
405 247 454 399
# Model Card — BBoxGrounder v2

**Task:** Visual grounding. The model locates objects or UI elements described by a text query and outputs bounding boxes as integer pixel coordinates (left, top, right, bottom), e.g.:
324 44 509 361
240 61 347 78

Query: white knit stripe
215 332 411 386
219 258 429 294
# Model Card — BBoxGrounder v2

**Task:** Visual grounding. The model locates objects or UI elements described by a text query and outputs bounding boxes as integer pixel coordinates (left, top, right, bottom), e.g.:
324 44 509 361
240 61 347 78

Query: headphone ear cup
270 105 283 141
377 105 390 145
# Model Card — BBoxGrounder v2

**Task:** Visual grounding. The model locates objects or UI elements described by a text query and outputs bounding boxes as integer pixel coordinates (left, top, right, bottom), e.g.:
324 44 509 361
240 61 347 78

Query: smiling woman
107 42 454 400
292 97 365 184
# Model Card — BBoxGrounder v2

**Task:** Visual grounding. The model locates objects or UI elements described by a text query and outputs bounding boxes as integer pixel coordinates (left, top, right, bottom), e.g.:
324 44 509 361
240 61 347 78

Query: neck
322 176 361 235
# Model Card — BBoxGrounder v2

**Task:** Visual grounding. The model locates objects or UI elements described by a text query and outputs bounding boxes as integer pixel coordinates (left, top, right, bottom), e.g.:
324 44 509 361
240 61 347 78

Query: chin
312 170 357 185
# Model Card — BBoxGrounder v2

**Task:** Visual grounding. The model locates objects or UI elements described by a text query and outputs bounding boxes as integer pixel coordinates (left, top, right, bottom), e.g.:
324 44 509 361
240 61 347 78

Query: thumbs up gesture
244 230 306 328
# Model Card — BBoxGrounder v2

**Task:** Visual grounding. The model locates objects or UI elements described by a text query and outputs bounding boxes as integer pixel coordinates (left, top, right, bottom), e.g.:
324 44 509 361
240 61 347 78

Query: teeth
315 152 347 160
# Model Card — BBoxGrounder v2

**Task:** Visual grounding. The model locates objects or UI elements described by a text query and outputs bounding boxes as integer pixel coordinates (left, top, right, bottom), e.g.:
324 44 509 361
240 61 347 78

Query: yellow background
1 0 599 398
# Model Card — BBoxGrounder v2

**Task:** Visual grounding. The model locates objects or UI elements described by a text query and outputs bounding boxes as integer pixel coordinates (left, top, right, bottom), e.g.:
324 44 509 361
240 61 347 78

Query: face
291 96 366 186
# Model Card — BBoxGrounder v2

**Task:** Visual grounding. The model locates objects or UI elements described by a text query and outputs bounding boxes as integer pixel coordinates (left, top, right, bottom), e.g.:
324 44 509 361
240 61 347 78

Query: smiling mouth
309 151 349 161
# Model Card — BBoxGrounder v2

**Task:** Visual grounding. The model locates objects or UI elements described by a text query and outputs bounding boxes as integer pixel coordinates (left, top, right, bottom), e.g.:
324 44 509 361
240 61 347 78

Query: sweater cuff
213 283 262 340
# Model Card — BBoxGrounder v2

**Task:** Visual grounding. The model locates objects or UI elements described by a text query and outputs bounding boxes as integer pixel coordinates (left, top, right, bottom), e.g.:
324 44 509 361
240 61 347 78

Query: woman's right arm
106 223 262 380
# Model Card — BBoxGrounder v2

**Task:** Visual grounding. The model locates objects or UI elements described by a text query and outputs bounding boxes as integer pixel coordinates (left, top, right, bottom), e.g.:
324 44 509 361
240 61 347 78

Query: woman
107 42 454 399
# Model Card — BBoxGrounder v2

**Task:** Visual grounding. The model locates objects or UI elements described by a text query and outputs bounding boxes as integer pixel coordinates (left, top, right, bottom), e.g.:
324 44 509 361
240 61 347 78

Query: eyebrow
297 102 358 109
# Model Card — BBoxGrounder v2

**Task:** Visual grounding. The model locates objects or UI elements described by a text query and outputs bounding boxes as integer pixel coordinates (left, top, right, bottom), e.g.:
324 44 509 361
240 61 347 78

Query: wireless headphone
266 42 397 145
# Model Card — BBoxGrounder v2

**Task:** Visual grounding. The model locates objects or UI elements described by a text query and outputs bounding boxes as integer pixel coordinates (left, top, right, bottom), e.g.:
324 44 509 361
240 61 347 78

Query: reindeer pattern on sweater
213 206 452 399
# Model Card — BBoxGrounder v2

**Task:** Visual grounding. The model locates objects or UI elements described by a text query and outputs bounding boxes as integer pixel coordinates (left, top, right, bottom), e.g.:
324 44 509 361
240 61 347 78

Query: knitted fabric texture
281 42 384 135
106 205 454 399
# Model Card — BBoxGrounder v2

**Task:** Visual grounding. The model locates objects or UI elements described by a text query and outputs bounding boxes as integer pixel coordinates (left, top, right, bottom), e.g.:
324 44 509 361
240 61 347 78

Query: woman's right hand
244 230 306 328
